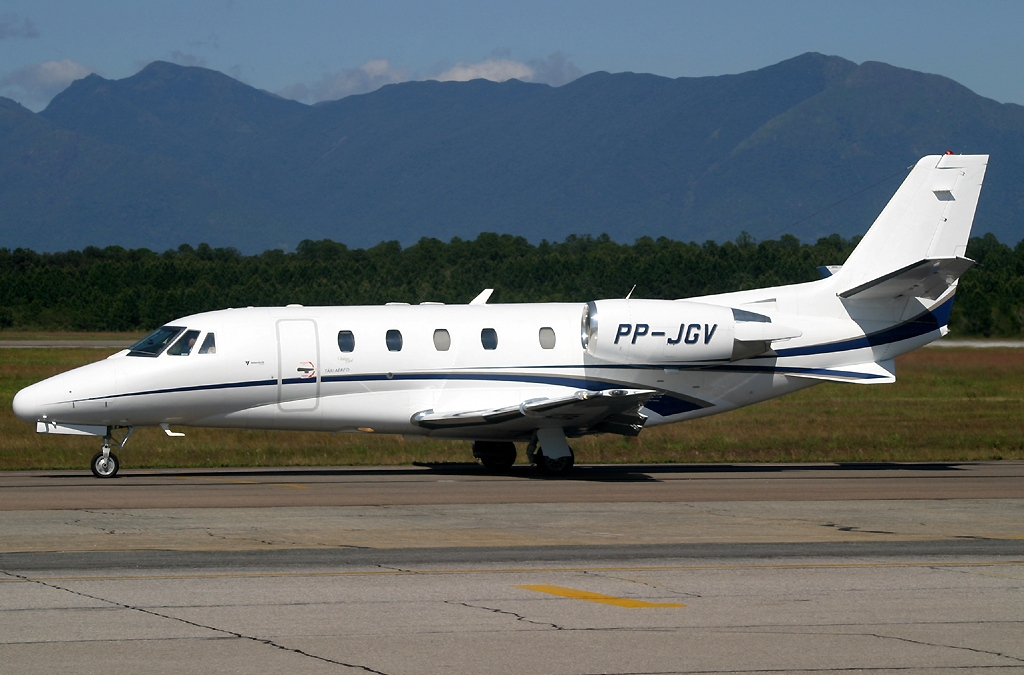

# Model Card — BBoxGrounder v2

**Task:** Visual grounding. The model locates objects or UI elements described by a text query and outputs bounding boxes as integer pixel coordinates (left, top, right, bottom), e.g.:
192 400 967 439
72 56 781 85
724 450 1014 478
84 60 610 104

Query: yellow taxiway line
518 584 685 608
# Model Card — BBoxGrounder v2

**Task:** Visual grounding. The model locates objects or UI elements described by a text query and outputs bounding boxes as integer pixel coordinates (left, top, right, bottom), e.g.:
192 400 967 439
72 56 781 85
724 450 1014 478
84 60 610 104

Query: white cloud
433 52 583 87
0 13 39 39
279 59 409 104
0 59 93 110
278 52 583 104
435 58 533 83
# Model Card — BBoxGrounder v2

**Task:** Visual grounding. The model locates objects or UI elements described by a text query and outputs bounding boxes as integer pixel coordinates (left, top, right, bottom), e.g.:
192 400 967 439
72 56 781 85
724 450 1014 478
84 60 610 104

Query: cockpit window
198 332 217 354
167 330 201 356
128 326 185 357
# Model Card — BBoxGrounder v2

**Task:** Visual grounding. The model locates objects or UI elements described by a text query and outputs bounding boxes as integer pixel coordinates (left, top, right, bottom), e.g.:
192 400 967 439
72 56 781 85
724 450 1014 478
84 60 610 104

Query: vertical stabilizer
833 154 988 295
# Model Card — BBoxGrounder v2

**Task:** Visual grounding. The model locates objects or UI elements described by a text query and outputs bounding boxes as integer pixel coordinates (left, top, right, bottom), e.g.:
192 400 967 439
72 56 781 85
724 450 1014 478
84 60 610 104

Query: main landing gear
471 429 577 476
91 426 134 478
472 440 517 471
528 428 575 475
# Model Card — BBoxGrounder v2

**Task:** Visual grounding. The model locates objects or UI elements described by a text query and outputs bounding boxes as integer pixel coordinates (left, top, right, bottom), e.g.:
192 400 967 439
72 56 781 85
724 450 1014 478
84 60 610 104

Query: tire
535 450 574 475
91 451 119 478
473 441 517 471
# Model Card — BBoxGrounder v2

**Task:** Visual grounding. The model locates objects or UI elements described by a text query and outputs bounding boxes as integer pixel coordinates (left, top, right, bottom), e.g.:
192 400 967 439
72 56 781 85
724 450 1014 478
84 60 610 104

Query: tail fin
832 154 988 300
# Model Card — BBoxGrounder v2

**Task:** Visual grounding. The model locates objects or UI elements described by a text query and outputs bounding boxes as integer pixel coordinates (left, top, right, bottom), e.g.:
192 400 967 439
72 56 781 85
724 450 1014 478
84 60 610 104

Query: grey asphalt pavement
2 463 1022 674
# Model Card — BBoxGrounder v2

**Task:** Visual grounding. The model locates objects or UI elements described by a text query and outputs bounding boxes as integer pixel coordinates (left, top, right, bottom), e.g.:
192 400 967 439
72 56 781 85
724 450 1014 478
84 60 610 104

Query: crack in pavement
821 522 895 535
444 600 566 630
0 570 393 674
443 600 676 634
857 630 1024 664
730 625 1024 666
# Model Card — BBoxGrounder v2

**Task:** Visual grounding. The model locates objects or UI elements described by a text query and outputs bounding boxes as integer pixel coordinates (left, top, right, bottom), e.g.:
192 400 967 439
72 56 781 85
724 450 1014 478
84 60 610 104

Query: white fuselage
11 285 948 441
11 154 988 454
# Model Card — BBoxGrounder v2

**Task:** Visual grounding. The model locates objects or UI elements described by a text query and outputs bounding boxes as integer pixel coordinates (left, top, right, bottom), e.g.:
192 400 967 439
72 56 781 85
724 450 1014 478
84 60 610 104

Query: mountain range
1 52 1022 253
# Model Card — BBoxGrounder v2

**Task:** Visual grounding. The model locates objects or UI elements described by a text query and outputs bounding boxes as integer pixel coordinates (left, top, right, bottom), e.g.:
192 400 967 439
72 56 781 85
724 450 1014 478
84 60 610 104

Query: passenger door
277 319 320 411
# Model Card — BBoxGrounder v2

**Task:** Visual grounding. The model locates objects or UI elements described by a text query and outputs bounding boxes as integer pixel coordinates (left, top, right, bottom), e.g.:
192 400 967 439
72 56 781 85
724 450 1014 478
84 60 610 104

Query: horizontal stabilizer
412 388 655 433
787 359 896 384
839 256 974 301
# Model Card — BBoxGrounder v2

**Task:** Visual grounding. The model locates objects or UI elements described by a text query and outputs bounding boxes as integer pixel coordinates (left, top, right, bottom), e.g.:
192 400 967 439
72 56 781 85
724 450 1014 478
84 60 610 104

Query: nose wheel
91 426 133 478
91 450 119 478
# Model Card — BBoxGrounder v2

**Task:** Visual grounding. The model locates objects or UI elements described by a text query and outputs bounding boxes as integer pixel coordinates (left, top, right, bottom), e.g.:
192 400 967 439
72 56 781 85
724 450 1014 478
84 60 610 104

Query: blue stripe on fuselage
771 296 952 358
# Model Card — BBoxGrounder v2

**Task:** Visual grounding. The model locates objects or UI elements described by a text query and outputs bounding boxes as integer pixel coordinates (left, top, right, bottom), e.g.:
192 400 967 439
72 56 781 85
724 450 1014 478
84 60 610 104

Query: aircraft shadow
44 460 970 483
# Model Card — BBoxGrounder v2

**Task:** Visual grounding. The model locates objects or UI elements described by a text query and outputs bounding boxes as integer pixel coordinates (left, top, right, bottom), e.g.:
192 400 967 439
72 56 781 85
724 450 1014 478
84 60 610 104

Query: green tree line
0 232 1021 336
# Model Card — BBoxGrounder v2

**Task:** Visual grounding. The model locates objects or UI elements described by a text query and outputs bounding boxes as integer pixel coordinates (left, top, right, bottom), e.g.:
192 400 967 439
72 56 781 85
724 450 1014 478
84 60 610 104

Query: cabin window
337 330 355 352
167 329 201 356
481 328 498 350
198 332 217 354
128 326 185 357
433 329 451 351
539 327 556 349
386 329 403 352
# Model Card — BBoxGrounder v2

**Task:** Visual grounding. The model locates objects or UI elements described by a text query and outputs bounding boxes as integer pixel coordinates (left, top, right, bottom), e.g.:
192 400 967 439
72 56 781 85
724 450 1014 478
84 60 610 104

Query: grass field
0 331 144 342
2 345 1023 470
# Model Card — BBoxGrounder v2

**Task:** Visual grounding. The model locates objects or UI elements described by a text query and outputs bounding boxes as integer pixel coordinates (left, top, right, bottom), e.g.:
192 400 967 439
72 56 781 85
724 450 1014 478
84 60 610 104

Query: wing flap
412 388 656 434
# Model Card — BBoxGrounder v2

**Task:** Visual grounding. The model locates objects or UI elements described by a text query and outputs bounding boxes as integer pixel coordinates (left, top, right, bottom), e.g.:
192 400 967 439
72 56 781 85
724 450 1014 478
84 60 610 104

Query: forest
1 231 1022 337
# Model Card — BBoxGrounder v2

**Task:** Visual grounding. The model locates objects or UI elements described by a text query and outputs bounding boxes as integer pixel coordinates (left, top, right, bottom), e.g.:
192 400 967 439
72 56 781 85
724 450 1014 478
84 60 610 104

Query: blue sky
2 0 1023 111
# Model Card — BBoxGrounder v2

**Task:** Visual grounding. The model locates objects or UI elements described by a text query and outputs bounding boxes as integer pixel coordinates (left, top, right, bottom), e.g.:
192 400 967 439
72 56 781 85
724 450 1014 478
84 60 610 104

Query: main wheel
535 450 574 475
473 441 517 471
90 451 119 478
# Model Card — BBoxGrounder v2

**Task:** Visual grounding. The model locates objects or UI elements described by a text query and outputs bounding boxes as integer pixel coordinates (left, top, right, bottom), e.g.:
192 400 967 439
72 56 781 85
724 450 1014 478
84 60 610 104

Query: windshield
128 326 185 357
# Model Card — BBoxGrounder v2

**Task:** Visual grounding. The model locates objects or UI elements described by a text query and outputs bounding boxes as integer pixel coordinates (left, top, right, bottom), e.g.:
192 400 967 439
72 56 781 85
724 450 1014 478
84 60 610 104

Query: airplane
13 154 988 478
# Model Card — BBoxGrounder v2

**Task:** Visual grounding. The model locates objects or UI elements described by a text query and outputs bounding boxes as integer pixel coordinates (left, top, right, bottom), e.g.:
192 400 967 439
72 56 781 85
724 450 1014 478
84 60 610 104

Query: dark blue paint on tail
774 296 953 358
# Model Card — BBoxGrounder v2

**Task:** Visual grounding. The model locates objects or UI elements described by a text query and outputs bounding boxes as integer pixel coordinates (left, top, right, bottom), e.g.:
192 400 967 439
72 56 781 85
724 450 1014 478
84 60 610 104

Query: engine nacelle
581 299 736 363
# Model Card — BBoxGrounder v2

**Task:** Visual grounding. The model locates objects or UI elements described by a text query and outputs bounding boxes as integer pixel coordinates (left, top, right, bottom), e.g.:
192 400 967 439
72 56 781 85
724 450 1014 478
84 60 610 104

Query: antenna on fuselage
625 284 636 299
470 288 494 305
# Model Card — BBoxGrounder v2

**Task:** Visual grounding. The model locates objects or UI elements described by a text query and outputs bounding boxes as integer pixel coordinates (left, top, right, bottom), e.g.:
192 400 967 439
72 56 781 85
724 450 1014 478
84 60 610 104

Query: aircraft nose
12 382 47 424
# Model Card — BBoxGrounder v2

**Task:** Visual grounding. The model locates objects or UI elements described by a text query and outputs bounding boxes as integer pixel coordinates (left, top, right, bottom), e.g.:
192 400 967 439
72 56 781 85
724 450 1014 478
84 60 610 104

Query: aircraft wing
412 388 656 436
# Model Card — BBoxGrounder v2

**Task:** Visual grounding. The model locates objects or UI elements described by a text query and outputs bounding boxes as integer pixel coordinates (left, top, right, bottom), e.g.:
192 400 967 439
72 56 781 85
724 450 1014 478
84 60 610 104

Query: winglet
470 289 494 305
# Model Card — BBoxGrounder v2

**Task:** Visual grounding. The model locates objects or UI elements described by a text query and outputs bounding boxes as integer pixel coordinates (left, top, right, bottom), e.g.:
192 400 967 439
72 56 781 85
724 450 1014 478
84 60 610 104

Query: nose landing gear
91 426 134 478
